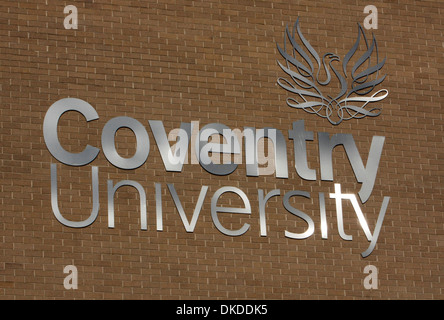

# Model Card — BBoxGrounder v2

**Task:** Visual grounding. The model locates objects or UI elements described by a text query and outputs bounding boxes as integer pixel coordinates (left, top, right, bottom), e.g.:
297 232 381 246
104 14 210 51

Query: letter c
43 98 100 166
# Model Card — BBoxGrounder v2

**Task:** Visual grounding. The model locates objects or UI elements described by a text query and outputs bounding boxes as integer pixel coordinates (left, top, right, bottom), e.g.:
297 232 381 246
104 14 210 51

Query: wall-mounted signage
42 18 390 258
43 97 390 258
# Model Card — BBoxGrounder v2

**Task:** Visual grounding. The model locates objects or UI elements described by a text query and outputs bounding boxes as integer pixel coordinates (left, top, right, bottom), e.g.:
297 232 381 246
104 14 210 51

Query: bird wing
276 19 326 112
340 24 388 119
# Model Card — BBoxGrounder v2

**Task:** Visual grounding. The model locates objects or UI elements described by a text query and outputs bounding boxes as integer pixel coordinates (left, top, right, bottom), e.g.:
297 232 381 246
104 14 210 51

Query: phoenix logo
277 18 388 125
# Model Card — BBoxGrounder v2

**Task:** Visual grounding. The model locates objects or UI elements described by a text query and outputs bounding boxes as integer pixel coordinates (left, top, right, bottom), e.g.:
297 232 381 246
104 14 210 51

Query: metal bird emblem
277 18 388 125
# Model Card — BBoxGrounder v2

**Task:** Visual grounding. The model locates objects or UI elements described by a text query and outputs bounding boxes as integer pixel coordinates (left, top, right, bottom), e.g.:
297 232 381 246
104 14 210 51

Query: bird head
323 53 340 64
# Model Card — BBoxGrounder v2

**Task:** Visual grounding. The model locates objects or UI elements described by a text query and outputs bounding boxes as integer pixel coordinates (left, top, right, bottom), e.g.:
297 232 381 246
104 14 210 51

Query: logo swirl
277 18 388 125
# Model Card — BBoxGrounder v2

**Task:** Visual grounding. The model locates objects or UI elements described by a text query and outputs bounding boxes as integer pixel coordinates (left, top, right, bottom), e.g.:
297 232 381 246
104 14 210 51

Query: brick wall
0 0 442 299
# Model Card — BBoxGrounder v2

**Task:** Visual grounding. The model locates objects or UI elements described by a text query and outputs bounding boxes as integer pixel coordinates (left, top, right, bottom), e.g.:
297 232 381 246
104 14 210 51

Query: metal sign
43 96 390 258
42 18 391 258
277 18 388 125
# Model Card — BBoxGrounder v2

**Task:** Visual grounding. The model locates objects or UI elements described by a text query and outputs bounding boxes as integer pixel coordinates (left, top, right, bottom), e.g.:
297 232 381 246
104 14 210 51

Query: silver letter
50 163 99 228
155 183 163 231
149 120 192 172
101 116 150 170
44 98 99 166
258 189 280 236
319 132 385 203
211 186 251 236
361 196 390 258
196 123 239 175
283 190 315 239
288 121 316 180
107 180 147 230
329 183 353 241
319 192 328 239
244 127 288 178
167 184 208 232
